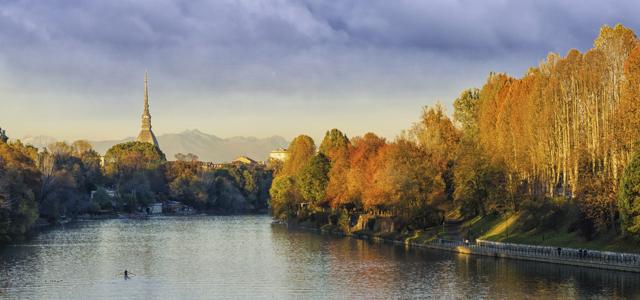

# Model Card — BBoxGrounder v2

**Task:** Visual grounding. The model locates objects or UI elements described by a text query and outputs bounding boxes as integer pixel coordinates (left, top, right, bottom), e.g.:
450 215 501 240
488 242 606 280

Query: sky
1 0 639 142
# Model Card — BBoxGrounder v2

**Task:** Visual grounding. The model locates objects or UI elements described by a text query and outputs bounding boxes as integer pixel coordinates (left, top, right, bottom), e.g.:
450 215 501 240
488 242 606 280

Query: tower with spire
136 71 159 148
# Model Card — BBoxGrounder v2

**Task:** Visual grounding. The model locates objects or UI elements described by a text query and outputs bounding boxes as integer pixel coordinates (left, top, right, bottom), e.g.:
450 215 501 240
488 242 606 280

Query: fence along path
420 238 640 273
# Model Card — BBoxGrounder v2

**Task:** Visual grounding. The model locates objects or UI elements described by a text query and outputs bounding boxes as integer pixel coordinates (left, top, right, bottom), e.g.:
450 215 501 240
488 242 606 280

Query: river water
0 215 638 299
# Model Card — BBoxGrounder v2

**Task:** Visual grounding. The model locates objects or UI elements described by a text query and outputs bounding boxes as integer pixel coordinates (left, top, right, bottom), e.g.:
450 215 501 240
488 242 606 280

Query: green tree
269 175 299 220
104 142 166 178
454 142 508 217
0 127 8 143
619 148 640 235
281 135 316 176
91 187 113 211
453 88 481 139
104 142 167 209
297 153 331 207
319 129 349 157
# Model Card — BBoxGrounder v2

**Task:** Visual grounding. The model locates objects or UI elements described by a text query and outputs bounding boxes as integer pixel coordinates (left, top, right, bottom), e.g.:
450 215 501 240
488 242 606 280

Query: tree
297 153 330 207
367 140 443 226
344 133 386 210
0 141 40 243
319 129 351 208
34 141 104 220
281 135 316 176
169 173 206 208
91 187 113 211
411 104 460 207
319 129 349 157
269 175 299 220
104 142 167 207
614 45 640 164
453 88 481 139
71 140 93 155
0 127 8 143
412 103 460 167
454 142 508 217
104 142 166 177
175 153 199 162
619 148 640 235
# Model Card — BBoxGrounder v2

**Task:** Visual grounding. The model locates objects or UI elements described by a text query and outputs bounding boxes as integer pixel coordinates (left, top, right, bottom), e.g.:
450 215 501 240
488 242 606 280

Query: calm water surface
0 215 639 299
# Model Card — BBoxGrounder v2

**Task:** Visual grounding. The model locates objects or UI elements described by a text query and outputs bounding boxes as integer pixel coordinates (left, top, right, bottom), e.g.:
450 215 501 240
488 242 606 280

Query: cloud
0 0 638 140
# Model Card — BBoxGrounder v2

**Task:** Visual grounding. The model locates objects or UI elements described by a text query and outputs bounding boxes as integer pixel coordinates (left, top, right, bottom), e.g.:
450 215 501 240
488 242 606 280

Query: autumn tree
345 133 386 211
410 104 460 208
281 135 316 176
364 139 443 227
0 141 40 242
319 129 351 208
34 141 104 220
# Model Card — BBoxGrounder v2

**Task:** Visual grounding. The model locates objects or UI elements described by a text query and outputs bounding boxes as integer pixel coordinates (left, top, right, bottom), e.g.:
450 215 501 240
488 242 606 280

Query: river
0 215 638 299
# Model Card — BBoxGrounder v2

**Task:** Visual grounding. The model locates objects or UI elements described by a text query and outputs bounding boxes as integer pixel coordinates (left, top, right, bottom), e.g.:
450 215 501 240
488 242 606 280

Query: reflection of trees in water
271 226 640 298
457 254 640 298
269 226 407 298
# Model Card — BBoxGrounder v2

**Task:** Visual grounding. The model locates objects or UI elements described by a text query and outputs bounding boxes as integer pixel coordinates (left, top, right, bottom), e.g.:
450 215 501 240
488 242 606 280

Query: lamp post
506 213 509 240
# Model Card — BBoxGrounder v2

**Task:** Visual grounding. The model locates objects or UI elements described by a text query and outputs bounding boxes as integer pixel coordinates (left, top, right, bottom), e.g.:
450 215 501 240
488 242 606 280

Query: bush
519 197 567 232
337 209 350 233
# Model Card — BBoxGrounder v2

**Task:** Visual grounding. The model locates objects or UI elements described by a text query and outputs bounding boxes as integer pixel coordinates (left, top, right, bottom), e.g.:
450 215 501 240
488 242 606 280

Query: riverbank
282 219 640 274
460 213 640 253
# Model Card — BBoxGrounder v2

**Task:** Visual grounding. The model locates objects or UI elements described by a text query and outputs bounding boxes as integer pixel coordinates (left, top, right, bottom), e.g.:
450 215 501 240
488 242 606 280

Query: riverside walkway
414 238 640 273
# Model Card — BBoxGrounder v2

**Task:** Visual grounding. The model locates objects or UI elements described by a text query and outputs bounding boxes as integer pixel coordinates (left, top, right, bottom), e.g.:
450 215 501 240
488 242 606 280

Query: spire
137 71 159 148
141 71 152 130
144 70 149 115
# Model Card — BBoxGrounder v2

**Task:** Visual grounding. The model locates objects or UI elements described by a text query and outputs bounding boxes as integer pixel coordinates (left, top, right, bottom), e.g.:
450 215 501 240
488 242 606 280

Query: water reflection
0 216 638 299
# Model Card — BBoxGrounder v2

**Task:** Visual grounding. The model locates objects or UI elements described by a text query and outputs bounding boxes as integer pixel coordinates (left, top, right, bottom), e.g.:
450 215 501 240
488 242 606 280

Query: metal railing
427 238 640 267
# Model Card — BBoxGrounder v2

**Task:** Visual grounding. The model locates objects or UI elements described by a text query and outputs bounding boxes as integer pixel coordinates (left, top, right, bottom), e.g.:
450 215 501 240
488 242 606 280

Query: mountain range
18 129 288 162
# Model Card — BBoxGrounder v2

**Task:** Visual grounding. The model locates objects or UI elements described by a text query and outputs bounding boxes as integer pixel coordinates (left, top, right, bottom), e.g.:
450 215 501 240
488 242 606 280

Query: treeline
0 138 102 242
0 135 272 243
270 24 640 240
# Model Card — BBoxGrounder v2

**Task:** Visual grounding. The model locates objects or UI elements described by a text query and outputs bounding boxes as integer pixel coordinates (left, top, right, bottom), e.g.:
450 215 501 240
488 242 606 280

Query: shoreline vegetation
269 24 640 258
0 135 273 244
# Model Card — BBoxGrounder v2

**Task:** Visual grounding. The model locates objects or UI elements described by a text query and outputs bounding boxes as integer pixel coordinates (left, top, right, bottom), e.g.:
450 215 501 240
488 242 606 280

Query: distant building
202 162 227 170
136 71 160 149
233 155 257 165
164 200 195 214
149 202 163 214
90 188 117 200
269 148 288 161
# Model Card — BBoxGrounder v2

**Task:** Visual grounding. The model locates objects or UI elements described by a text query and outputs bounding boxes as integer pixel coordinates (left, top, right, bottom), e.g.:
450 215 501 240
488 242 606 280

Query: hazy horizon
15 128 288 143
2 0 639 142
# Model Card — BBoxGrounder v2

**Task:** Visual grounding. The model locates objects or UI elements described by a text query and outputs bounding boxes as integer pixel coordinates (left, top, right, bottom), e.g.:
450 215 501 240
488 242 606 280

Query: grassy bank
459 214 640 253
289 211 640 254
